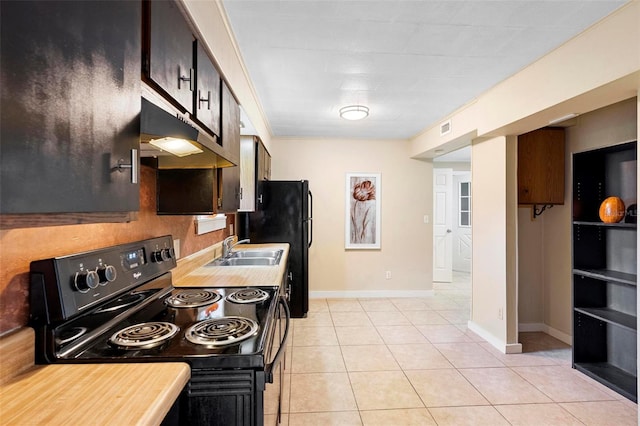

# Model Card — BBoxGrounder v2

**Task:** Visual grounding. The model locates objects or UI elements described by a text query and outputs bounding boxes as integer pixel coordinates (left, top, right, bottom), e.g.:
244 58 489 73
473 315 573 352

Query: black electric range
29 235 289 426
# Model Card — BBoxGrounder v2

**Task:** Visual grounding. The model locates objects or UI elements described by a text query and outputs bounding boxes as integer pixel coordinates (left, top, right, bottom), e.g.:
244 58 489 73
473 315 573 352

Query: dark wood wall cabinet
518 127 565 206
194 41 222 137
217 82 242 212
146 0 194 114
572 140 637 402
0 1 141 216
143 0 241 215
157 168 217 215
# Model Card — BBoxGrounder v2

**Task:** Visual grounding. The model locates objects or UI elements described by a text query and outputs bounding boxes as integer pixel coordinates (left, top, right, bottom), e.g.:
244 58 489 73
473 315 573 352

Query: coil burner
109 322 179 349
226 288 270 304
185 317 259 347
166 289 222 308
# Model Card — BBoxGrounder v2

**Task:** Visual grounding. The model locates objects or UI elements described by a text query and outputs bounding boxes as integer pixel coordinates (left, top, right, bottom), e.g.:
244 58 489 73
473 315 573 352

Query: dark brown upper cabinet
221 82 241 156
194 41 222 138
146 0 194 114
518 127 565 205
218 82 241 212
0 1 141 216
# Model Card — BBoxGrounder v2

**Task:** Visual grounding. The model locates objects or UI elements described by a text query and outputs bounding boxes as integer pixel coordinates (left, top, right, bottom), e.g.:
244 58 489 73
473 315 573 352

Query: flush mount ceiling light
339 105 369 121
149 137 203 157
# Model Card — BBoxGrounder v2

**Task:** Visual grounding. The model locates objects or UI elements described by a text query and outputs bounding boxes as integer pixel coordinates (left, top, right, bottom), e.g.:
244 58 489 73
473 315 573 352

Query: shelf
573 221 637 229
573 269 637 286
574 363 637 402
575 307 637 331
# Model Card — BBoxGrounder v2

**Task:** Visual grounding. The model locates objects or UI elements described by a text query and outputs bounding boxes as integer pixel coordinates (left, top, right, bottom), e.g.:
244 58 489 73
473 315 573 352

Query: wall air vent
440 119 452 136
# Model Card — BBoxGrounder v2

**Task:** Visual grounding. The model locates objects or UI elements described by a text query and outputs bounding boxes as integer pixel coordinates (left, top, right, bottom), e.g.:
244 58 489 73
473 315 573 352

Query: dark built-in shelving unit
572 140 637 402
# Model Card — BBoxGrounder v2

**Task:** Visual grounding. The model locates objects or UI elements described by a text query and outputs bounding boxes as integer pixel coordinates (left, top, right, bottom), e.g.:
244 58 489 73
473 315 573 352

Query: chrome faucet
222 236 250 258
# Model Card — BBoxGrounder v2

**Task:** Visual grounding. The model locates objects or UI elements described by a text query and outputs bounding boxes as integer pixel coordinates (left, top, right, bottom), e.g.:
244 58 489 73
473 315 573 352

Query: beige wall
270 138 433 296
517 208 545 325
470 136 509 342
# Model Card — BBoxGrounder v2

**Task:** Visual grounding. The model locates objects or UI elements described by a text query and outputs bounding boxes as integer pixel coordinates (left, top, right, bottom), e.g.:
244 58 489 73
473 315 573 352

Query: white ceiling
222 0 627 140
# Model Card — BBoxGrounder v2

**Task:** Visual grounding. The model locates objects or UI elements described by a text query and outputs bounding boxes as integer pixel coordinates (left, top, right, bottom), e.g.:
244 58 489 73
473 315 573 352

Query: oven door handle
265 296 291 384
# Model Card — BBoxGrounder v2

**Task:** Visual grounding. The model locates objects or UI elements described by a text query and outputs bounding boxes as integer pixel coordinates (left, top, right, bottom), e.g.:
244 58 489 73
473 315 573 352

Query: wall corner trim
468 320 522 354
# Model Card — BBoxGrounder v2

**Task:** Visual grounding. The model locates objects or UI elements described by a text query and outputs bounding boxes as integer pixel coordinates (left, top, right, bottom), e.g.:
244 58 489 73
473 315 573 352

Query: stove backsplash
0 165 234 334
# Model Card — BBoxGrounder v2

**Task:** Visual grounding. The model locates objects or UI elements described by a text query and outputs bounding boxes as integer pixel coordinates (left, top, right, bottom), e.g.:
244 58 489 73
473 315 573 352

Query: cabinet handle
258 194 263 204
198 90 211 110
239 187 243 200
178 66 193 91
115 149 138 184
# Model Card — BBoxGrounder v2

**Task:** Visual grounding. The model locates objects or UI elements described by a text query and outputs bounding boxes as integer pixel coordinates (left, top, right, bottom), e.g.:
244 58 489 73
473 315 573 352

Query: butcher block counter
0 328 189 426
173 243 290 288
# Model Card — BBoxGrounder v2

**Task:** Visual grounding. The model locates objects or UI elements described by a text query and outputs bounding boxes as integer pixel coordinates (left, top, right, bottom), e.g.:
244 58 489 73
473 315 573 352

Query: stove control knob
74 270 99 293
151 250 164 263
161 248 173 261
97 264 117 285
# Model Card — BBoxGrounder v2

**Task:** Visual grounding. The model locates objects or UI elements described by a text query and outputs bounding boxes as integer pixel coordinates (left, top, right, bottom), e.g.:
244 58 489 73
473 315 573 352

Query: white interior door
433 168 453 282
453 173 472 273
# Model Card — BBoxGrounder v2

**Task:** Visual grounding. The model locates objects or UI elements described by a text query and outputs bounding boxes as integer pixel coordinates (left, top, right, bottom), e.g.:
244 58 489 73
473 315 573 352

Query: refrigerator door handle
308 190 313 248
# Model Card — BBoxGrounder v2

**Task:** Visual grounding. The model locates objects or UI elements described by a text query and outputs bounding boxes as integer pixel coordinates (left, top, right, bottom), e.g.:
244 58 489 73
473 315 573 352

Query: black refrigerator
238 180 312 318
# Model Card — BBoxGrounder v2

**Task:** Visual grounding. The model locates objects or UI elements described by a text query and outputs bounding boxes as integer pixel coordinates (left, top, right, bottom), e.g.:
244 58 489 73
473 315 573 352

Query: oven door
263 297 290 426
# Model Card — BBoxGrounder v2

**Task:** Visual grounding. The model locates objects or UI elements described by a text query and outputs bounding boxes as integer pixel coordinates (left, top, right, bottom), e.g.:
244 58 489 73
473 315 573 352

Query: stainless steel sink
231 249 283 259
207 249 283 267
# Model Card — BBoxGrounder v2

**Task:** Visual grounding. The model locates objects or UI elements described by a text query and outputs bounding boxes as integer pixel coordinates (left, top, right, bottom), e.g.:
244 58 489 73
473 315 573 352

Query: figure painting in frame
346 173 381 249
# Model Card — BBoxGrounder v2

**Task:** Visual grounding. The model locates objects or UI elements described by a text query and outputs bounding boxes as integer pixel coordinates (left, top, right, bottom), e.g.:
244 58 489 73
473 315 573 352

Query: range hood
140 84 237 169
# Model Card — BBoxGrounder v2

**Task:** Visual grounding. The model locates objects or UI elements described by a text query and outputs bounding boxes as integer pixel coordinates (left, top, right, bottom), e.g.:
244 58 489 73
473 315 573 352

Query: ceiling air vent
440 119 451 136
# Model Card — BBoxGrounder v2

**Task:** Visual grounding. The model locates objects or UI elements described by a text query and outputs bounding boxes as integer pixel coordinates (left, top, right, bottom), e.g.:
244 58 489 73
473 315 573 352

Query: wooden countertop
0 329 190 426
174 243 289 288
0 362 190 426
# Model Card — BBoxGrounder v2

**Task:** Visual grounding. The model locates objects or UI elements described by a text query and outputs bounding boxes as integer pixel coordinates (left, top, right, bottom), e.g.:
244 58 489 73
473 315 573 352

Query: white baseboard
519 322 572 346
309 290 435 299
467 320 523 354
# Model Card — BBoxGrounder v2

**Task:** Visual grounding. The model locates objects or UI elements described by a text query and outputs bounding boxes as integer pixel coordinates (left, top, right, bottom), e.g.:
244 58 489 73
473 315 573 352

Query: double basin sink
207 249 283 267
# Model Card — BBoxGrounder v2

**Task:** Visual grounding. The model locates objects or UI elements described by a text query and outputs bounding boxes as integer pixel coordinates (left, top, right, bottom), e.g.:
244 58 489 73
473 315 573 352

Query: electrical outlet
385 271 391 279
498 308 503 320
423 215 429 224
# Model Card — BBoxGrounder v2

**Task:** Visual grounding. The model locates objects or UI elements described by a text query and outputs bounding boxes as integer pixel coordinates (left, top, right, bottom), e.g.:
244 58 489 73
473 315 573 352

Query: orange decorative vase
599 197 626 223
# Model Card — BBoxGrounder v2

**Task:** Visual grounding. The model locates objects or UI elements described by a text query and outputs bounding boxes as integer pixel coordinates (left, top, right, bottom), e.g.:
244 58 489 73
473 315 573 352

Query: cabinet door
0 1 140 214
239 136 257 211
221 82 240 154
148 0 194 113
218 82 240 212
194 41 221 137
257 142 265 181
218 166 240 213
518 127 565 205
255 141 272 209
265 149 272 180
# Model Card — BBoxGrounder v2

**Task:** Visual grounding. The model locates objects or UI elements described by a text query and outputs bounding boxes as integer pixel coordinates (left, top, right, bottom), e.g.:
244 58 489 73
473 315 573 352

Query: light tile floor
280 273 638 425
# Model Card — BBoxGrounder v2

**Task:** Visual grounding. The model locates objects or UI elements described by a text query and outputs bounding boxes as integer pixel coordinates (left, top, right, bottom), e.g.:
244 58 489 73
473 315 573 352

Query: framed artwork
345 173 381 249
